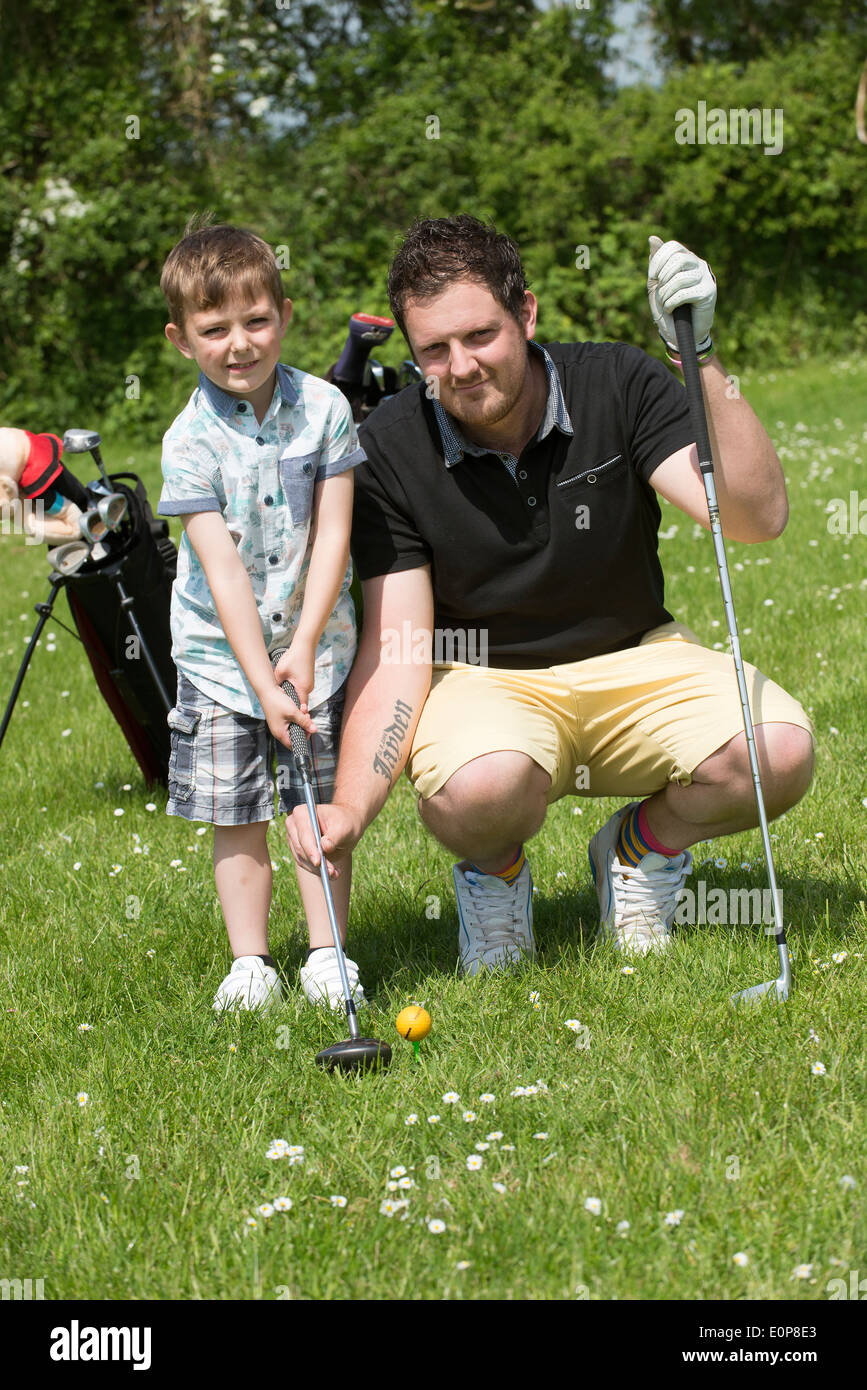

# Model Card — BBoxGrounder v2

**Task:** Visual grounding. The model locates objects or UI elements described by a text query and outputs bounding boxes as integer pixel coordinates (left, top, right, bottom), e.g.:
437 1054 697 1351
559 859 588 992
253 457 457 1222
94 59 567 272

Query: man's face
166 293 292 414
403 279 538 431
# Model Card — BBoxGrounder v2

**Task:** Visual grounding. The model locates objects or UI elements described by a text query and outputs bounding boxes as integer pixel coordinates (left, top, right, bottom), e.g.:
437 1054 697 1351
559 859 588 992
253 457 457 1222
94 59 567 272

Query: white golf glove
647 235 716 355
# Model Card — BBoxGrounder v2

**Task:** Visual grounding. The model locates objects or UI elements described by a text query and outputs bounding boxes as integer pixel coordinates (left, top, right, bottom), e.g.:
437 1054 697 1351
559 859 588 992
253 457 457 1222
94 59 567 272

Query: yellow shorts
407 622 814 803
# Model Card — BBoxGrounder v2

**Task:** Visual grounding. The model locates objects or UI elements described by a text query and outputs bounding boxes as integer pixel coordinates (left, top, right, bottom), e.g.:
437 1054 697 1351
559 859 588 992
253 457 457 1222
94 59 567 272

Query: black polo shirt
352 340 695 668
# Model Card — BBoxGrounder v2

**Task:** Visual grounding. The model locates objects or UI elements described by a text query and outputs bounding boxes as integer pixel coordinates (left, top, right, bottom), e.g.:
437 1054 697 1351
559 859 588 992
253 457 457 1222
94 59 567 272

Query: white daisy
664 1209 684 1226
466 1155 483 1171
442 1092 460 1104
478 1093 495 1103
274 1197 292 1211
405 1114 419 1125
791 1263 813 1280
329 1195 347 1208
584 1196 601 1215
427 1219 446 1234
732 1252 749 1267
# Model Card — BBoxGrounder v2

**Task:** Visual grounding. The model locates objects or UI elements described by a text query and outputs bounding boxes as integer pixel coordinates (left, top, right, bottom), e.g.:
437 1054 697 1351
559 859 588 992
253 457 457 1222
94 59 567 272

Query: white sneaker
588 803 692 955
213 956 282 1013
453 859 536 976
300 947 366 1010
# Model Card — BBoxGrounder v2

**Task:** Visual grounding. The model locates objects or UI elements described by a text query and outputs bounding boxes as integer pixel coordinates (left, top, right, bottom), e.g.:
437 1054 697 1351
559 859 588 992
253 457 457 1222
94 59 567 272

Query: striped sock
616 801 678 867
473 846 525 884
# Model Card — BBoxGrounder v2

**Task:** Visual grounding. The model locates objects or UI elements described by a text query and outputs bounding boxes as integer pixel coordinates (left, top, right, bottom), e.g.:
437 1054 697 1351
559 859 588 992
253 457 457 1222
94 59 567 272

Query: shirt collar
197 363 300 422
432 342 573 468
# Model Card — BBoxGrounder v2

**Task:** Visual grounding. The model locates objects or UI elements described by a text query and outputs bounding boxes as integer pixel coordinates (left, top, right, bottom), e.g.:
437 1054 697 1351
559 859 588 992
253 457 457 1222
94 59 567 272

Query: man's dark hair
387 214 529 345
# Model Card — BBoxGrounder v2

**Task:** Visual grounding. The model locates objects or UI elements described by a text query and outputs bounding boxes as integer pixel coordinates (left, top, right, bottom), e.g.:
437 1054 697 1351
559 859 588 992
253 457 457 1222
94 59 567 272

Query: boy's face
166 293 292 416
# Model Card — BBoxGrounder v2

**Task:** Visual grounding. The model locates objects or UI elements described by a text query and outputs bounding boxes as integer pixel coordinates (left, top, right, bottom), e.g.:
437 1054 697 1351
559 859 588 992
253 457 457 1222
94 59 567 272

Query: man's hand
260 684 315 748
647 235 716 354
286 800 363 879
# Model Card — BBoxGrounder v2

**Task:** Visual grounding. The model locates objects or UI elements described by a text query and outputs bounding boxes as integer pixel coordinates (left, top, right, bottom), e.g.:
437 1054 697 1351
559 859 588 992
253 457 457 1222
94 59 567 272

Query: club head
730 977 790 1007
398 359 423 388
62 429 102 455
366 359 386 393
79 508 108 543
315 1038 392 1074
47 540 91 576
97 492 128 532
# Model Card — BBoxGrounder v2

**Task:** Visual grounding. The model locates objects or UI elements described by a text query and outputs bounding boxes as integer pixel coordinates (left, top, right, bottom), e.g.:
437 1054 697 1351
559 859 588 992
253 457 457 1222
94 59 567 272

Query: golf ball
396 1006 431 1041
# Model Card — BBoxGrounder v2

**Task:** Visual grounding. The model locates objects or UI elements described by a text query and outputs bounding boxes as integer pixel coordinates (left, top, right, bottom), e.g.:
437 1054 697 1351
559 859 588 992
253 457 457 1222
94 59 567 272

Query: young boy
158 220 366 1013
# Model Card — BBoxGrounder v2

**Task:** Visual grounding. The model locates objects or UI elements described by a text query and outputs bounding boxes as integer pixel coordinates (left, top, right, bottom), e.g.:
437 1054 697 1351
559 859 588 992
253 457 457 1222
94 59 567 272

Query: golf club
47 539 92 577
673 303 791 1005
270 651 391 1072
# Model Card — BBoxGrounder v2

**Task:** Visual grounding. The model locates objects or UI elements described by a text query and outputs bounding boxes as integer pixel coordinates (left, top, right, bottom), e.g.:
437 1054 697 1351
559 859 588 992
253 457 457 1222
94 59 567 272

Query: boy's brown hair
161 217 284 328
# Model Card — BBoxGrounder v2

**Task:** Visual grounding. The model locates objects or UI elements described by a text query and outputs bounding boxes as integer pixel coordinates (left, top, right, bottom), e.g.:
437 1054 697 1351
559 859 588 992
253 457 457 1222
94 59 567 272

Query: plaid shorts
166 671 346 825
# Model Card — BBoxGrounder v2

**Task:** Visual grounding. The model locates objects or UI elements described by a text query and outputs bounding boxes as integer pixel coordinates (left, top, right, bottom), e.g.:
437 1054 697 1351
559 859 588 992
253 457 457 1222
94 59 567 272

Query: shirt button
269 554 279 565
302 461 313 474
272 613 282 623
255 436 265 446
527 495 537 507
518 470 528 480
263 495 274 506
237 403 247 412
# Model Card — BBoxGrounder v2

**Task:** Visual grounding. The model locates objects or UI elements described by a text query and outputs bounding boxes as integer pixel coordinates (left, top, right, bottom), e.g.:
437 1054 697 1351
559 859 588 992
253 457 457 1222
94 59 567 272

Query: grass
1 355 865 1300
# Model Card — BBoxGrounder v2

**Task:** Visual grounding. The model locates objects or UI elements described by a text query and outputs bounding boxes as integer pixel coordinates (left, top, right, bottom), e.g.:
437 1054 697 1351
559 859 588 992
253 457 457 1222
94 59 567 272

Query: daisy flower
832 951 848 964
246 1217 258 1229
839 1175 856 1190
486 1131 504 1142
14 1165 29 1175
501 1144 516 1152
732 1252 749 1267
811 1062 827 1076
564 1019 582 1032
274 1197 292 1211
533 1132 549 1140
329 1195 347 1208
442 1092 460 1104
479 1093 495 1104
379 1199 407 1218
427 1219 446 1234
791 1263 813 1280
466 1155 483 1171
475 1142 490 1152
228 1043 237 1053
584 1196 601 1215
616 1220 630 1236
405 1114 419 1125
621 966 635 976
386 1181 399 1192
664 1209 685 1227
462 1111 477 1123
78 1023 93 1032
427 1115 440 1125
456 1260 471 1270
256 1203 274 1219
389 1166 407 1178
529 991 540 1003
76 1092 88 1107
492 1182 507 1194
398 1177 415 1190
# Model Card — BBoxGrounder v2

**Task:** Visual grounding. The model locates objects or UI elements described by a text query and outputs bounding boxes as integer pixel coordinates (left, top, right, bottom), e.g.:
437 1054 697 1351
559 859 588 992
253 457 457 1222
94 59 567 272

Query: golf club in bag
328 313 423 424
672 304 791 1005
0 430 177 787
270 650 391 1073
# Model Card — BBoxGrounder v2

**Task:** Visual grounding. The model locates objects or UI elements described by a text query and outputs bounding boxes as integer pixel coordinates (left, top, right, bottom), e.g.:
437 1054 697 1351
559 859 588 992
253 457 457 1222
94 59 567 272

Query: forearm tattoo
372 699 413 782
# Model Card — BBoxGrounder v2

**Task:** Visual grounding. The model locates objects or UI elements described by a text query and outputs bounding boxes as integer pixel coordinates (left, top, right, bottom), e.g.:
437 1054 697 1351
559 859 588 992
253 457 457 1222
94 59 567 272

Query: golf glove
647 236 716 355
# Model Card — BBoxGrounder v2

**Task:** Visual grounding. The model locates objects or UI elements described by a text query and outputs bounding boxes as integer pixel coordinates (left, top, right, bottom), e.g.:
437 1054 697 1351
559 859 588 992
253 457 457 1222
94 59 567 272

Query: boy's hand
273 638 316 712
260 685 315 748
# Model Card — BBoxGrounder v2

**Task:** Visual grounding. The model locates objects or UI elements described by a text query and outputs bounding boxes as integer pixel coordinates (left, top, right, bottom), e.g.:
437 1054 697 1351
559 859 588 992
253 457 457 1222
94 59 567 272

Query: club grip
673 304 714 475
270 649 312 771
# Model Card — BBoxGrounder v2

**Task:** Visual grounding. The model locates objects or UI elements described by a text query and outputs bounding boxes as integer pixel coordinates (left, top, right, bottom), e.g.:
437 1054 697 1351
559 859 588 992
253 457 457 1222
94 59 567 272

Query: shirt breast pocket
555 453 626 495
278 451 319 528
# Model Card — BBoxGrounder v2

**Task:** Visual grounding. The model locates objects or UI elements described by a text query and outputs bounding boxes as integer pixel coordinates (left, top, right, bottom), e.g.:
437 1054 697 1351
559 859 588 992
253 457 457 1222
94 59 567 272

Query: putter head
62 429 102 455
730 977 790 1007
315 1038 392 1073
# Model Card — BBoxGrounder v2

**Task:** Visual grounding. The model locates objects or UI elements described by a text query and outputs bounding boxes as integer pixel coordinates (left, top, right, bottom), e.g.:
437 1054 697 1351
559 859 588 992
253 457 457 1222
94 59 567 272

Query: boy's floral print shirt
159 363 364 716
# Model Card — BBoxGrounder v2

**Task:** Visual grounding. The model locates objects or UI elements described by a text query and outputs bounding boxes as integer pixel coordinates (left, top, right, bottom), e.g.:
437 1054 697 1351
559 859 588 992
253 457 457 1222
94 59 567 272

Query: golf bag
63 473 177 786
327 313 422 423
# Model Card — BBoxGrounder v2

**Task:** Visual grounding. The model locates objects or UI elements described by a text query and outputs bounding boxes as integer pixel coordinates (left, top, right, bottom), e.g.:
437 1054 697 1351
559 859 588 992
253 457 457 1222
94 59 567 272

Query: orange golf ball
396 1006 431 1042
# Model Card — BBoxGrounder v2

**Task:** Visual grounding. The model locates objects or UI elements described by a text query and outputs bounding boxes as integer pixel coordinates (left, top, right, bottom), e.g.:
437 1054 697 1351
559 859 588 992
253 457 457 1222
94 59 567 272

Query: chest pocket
555 453 626 494
278 451 319 528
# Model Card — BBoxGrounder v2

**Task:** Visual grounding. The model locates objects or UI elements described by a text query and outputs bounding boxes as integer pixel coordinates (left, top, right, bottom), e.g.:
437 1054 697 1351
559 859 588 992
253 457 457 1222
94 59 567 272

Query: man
286 214 814 970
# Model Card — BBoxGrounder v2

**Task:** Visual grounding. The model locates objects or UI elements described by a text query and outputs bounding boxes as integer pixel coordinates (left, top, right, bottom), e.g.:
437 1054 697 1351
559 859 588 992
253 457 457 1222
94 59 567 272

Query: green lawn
1 357 865 1300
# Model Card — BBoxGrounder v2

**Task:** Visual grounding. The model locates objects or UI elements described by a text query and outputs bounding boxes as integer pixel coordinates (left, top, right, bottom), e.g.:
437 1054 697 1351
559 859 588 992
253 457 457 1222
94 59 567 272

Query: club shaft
114 578 173 713
673 306 790 995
